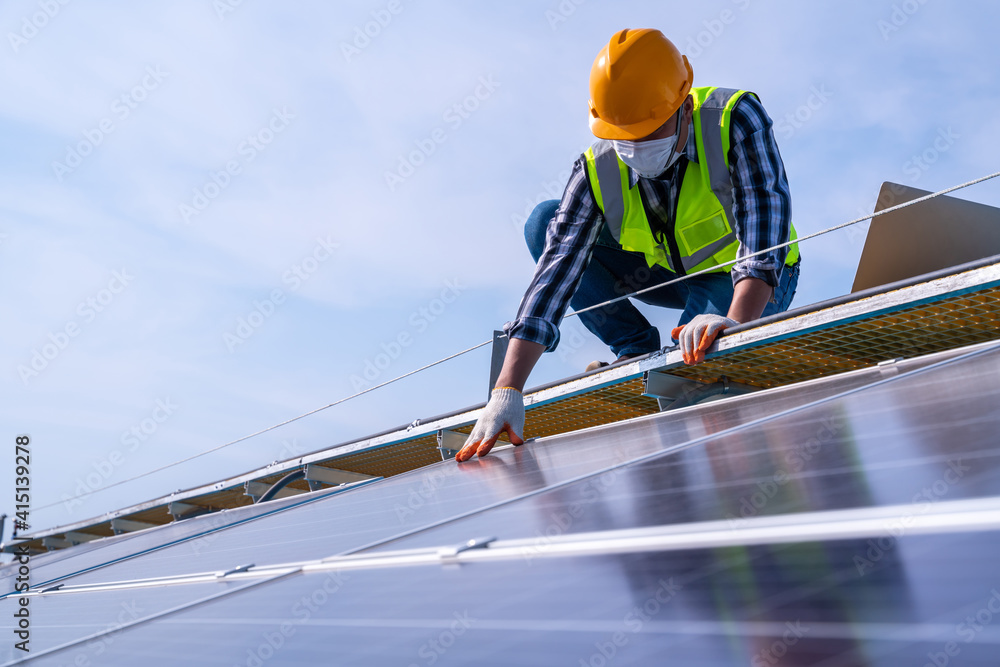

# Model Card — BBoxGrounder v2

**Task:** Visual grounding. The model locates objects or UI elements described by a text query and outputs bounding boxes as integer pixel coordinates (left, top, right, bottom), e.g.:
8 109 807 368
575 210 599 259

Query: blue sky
2 0 998 536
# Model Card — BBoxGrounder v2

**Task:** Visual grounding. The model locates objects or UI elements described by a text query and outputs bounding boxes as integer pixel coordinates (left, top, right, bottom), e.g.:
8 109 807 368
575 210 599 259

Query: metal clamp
217 563 255 578
438 536 496 563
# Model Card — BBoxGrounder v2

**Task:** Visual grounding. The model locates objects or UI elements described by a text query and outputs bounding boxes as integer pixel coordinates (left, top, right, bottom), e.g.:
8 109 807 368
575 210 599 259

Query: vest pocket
677 212 730 255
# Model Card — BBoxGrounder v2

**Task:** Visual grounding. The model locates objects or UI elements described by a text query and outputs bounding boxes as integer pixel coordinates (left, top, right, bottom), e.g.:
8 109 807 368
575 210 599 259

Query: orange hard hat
588 28 694 140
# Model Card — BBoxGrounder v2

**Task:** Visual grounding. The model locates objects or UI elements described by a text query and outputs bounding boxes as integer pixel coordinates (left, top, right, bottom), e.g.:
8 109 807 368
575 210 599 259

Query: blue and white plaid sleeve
503 156 603 351
727 94 794 288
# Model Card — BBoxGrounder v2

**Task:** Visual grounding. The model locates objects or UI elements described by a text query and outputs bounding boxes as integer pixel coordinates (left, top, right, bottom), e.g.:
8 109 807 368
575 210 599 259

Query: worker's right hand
456 387 525 462
671 314 738 365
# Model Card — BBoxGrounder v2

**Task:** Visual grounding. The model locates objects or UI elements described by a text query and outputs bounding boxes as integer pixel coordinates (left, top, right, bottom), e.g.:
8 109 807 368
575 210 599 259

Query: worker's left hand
671 314 738 365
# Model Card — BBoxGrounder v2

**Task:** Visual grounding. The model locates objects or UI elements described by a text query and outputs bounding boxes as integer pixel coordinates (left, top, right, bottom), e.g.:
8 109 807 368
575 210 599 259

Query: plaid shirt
505 92 794 351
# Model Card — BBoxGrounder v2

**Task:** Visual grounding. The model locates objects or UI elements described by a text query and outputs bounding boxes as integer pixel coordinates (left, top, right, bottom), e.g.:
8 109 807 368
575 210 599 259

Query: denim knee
524 199 560 262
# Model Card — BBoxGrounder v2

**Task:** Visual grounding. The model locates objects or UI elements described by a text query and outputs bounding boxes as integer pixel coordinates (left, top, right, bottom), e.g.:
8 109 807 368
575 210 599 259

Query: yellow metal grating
324 434 441 478
670 286 1000 388
523 378 660 439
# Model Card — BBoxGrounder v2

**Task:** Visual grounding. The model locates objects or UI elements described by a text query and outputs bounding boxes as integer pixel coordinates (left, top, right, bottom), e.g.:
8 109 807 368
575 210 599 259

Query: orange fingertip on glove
456 425 524 462
672 315 738 366
456 387 525 463
455 441 479 463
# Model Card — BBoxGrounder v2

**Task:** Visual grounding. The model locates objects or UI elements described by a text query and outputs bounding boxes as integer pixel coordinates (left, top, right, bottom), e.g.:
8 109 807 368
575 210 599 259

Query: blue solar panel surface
0 480 373 597
5 343 1000 666
32 355 909 589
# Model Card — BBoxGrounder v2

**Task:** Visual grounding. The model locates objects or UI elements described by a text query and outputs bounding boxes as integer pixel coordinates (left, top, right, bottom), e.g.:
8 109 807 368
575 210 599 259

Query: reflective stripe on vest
585 86 799 274
593 145 625 243
693 87 739 269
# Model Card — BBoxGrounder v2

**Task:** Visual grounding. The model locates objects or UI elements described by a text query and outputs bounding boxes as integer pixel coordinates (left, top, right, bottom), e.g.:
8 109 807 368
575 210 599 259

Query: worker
457 28 800 463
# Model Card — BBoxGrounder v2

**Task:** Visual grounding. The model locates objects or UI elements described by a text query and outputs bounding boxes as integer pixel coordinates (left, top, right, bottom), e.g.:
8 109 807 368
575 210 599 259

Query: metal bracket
437 429 467 460
488 330 508 399
304 465 375 488
643 370 760 412
110 518 158 535
168 501 212 522
244 480 307 503
41 537 74 551
439 536 496 563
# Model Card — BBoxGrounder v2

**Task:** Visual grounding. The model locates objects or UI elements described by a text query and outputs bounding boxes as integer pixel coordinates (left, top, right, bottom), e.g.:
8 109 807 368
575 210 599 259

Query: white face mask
612 108 686 178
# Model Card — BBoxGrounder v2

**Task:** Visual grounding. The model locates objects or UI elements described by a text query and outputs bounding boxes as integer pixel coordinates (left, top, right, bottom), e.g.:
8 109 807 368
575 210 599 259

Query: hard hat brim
589 114 671 141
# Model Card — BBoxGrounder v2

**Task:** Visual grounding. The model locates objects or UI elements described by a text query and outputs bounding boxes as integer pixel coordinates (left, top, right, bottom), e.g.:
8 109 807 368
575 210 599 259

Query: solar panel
6 342 1000 666
24 345 954 592
361 339 1000 553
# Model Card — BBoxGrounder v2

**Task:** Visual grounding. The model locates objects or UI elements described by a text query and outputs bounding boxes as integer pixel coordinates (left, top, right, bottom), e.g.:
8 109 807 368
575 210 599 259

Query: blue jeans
525 200 799 358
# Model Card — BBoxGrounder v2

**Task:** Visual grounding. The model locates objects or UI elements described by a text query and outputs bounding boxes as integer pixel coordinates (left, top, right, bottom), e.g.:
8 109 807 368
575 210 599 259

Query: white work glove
456 387 525 462
671 314 738 366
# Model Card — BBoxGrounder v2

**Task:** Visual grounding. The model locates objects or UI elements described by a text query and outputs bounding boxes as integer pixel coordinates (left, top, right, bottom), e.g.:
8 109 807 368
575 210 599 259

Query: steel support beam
110 518 159 535
168 501 212 521
303 465 375 489
41 537 74 551
244 480 307 502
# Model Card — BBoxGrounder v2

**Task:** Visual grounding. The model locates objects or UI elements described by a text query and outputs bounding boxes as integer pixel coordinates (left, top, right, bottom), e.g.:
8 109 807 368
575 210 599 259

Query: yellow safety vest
584 86 800 274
